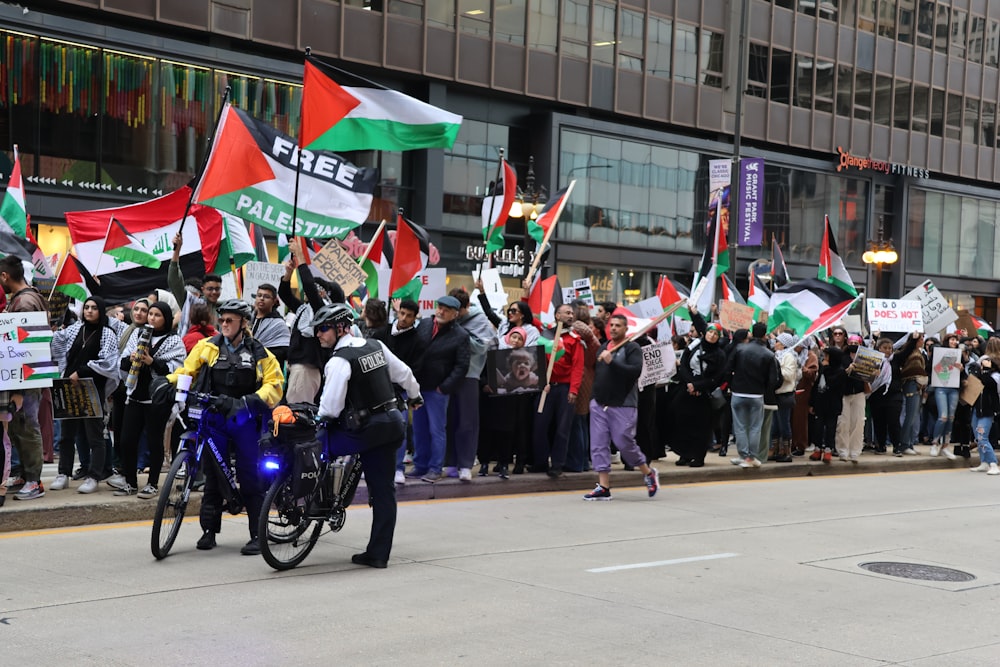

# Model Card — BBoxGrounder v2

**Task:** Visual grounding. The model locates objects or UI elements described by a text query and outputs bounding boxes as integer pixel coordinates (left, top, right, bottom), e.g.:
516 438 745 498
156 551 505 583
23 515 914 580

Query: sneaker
14 481 44 500
240 539 261 556
137 484 158 499
929 444 940 457
645 468 659 498
393 470 405 486
196 530 217 550
739 458 761 468
942 446 957 461
809 450 822 461
583 484 612 501
106 473 128 490
902 448 918 456
5 476 25 489
403 452 413 465
71 467 89 481
458 468 472 482
113 484 136 496
404 468 427 479
730 457 744 466
77 478 98 494
496 465 509 479
478 464 489 477
988 463 1000 476
822 451 832 463
443 466 459 478
894 449 904 458
610 452 621 465
804 444 816 452
50 474 69 490
971 462 990 472
421 471 442 483
839 452 849 462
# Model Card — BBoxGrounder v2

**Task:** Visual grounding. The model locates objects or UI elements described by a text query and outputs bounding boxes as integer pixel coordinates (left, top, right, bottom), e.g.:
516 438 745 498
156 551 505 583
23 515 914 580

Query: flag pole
478 148 505 283
606 300 686 353
46 253 70 301
179 85 231 234
525 179 575 286
356 219 387 266
536 320 564 414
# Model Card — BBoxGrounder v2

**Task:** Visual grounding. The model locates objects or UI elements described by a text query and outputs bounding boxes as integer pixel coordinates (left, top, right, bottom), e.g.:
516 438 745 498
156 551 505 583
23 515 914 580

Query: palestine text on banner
311 238 370 296
0 311 57 390
193 103 377 239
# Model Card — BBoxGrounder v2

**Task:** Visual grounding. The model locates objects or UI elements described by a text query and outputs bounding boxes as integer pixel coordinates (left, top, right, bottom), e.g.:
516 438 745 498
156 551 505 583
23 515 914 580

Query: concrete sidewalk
0 444 978 532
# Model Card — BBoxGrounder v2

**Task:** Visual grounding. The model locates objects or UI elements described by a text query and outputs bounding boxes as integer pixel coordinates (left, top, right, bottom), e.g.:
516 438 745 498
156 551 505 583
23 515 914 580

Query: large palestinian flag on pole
65 187 253 303
300 56 462 152
481 159 516 253
193 103 377 239
819 214 858 297
388 213 430 301
767 278 860 336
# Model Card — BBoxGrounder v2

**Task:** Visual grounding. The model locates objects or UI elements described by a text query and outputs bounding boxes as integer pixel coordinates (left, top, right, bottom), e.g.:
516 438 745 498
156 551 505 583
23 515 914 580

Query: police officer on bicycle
314 304 421 569
170 299 284 555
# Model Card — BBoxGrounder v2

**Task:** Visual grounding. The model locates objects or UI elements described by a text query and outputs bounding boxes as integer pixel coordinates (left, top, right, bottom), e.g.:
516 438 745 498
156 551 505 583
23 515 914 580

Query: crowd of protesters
3 245 999 507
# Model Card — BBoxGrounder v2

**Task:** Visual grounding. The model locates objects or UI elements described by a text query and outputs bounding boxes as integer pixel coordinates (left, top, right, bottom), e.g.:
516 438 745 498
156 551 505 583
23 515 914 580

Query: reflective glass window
946 93 962 140
459 0 492 37
930 88 944 136
389 0 426 22
701 30 724 88
951 10 967 59
987 20 1000 67
964 99 980 144
561 0 589 59
592 2 616 65
747 43 769 98
674 23 698 84
836 65 853 116
647 16 672 79
814 58 834 112
527 0 558 52
935 4 950 54
495 0 527 44
898 2 914 43
893 81 911 130
442 120 510 234
916 1 934 49
874 75 892 126
857 0 876 32
770 48 793 104
795 56 814 109
854 69 872 120
619 9 644 71
969 16 985 64
878 0 897 38
912 84 930 133
982 102 997 147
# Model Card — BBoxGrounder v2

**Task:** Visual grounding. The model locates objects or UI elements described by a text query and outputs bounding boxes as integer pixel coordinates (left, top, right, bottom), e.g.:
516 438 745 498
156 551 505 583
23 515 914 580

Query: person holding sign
968 354 1000 475
50 296 121 494
929 334 965 457
868 338 904 456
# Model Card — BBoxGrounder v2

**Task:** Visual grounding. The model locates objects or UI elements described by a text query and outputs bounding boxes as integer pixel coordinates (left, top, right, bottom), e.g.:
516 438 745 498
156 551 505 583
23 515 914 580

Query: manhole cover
859 561 976 582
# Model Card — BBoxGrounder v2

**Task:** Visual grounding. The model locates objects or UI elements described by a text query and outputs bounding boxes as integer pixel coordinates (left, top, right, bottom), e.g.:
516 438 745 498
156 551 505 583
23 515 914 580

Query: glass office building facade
3 1 1000 316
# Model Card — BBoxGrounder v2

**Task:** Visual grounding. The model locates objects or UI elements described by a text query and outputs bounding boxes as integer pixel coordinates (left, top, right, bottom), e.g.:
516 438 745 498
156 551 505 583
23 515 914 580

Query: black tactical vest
209 335 260 397
333 339 396 412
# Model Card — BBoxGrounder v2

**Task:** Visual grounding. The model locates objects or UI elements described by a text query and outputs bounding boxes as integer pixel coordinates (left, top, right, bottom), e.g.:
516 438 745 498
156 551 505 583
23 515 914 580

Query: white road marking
587 552 739 573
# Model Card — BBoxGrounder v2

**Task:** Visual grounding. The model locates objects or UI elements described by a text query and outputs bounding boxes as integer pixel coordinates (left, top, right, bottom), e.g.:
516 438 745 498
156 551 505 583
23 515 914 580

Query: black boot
196 530 217 550
718 445 729 457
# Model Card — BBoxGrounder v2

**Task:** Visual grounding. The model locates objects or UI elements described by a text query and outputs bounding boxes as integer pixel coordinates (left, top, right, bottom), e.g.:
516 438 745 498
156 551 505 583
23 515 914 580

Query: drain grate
859 561 976 582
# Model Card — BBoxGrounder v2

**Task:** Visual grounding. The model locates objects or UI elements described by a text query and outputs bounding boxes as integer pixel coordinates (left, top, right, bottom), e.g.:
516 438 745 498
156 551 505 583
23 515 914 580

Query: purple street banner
736 157 764 247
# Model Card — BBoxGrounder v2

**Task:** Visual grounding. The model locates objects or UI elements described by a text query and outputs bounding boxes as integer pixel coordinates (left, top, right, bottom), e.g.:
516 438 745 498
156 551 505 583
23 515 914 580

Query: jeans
932 387 960 443
973 413 997 465
731 395 764 460
8 389 43 482
899 380 921 448
411 390 449 474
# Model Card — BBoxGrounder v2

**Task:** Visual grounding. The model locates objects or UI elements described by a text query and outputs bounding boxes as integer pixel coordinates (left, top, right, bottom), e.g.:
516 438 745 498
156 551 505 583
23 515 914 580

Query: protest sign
312 238 369 296
51 377 105 419
849 346 884 383
720 300 755 332
866 298 923 333
379 268 446 318
487 345 545 395
930 346 962 388
631 296 672 343
242 261 287 305
902 280 957 335
638 339 676 388
0 311 57 390
572 277 595 307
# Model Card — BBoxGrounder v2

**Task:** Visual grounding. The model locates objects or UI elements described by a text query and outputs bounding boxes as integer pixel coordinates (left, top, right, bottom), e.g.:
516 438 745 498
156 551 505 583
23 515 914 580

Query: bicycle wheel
151 449 194 560
259 470 322 571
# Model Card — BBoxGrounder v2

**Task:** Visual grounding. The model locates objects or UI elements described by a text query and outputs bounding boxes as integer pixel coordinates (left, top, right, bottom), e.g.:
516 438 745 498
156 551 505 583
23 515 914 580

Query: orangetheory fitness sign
836 147 929 179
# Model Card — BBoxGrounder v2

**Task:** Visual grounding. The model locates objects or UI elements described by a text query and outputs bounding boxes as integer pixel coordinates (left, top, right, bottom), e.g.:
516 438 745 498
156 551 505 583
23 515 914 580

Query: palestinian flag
247 223 271 262
193 102 377 239
819 214 858 296
971 315 994 339
767 278 860 336
361 224 391 299
211 213 257 275
481 159 516 253
277 233 321 264
656 275 692 332
65 186 246 303
1 146 53 282
691 208 724 313
388 214 430 301
709 189 730 276
53 254 100 303
21 360 60 383
16 322 53 344
537 328 565 364
606 305 656 340
527 274 562 328
300 56 462 152
528 181 576 245
720 274 746 305
771 237 789 288
748 268 771 321
101 217 162 271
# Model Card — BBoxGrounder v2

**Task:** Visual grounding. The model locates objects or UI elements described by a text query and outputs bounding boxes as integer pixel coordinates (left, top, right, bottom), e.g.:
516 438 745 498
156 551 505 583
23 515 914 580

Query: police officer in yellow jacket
169 299 284 555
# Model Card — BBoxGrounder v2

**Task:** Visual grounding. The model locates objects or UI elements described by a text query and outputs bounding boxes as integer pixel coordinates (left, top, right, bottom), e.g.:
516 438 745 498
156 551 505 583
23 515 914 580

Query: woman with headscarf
770 332 800 462
49 296 121 494
114 301 187 498
672 321 728 467
791 337 820 457
105 299 150 482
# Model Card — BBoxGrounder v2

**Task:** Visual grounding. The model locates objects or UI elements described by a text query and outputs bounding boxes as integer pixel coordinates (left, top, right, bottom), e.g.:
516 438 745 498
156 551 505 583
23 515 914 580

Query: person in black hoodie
810 345 846 463
968 353 1000 475
673 320 728 468
869 336 904 455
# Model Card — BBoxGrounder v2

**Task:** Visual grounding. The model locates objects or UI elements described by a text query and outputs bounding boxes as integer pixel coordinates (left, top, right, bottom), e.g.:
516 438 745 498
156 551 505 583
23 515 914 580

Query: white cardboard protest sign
638 339 676 388
866 298 923 333
572 277 595 307
631 296 673 343
0 311 57 390
242 261 287 307
902 280 957 336
378 268 447 318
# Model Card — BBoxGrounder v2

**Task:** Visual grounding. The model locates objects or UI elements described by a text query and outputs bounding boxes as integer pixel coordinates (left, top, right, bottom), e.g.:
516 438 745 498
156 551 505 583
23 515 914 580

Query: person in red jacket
533 304 585 477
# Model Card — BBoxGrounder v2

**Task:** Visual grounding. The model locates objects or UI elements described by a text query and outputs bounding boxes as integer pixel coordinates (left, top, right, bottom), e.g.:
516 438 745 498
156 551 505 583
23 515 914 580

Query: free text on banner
0 311 57 390
311 238 370 296
866 298 924 333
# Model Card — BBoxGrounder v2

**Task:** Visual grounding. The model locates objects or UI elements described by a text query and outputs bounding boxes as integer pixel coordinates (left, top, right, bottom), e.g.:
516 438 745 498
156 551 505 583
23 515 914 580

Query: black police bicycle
151 391 244 560
256 412 364 571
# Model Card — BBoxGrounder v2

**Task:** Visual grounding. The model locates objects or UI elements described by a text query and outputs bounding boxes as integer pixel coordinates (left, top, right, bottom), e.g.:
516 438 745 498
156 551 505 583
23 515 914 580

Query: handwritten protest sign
0 311 57 390
930 346 962 388
242 261 287 305
720 300 755 332
572 277 595 307
312 238 369 296
638 340 676 388
902 280 957 336
51 378 104 419
849 346 884 383
866 298 923 333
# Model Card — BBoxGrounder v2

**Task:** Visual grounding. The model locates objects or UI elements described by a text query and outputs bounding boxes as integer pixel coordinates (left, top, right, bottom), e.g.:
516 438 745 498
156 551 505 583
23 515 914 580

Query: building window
916 1 935 49
442 120 510 234
854 69 872 120
646 15 672 79
389 0 427 23
770 48 793 104
987 20 1000 67
527 0 558 52
951 9 968 59
898 2 914 44
877 0 897 38
458 0 492 37
674 23 698 85
591 1 615 65
982 102 997 147
618 9 644 72
857 0 877 33
561 0 589 59
700 30 724 88
836 64 853 116
908 190 1000 279
747 43 769 98
893 81 911 130
946 93 962 140
969 16 986 64
874 74 892 126
964 98 980 144
930 88 945 136
935 3 950 54
912 84 930 133
494 0 527 45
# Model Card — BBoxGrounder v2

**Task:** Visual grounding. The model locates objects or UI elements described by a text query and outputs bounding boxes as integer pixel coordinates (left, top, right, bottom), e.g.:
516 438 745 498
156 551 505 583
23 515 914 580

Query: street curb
0 456 969 533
